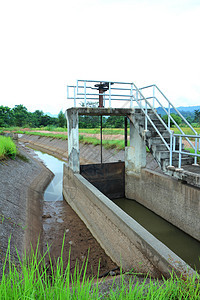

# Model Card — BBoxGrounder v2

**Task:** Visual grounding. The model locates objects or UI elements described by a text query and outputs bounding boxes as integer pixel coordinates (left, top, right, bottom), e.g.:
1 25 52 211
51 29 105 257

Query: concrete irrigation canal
31 149 200 273
13 127 198 279
1 102 200 280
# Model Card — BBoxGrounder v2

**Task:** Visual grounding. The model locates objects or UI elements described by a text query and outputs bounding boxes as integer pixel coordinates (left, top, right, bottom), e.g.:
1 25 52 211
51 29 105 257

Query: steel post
125 117 127 147
100 116 103 164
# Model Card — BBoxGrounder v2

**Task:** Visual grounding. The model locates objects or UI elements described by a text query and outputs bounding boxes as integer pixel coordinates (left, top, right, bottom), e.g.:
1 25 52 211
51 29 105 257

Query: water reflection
113 198 200 272
34 151 64 201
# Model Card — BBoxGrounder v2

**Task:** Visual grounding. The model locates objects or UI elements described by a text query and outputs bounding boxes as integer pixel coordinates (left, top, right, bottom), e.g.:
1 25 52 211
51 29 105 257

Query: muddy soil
42 200 118 279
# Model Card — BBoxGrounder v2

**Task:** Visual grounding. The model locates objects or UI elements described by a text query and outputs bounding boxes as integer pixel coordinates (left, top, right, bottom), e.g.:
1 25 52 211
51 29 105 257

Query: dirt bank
0 145 53 277
1 142 118 279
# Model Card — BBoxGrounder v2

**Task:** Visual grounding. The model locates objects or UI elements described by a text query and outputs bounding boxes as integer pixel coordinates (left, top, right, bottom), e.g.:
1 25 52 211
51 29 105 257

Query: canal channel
34 150 200 272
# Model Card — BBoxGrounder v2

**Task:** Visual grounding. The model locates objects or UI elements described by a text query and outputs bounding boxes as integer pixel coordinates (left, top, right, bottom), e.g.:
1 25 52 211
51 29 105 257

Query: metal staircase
130 109 194 172
67 80 200 175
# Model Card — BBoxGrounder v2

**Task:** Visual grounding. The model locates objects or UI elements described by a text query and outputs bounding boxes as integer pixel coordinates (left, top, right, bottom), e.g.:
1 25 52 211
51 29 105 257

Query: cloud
0 0 200 113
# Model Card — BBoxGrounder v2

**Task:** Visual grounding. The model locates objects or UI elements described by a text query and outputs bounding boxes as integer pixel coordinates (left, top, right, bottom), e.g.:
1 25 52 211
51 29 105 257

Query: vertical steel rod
125 117 127 147
100 115 103 164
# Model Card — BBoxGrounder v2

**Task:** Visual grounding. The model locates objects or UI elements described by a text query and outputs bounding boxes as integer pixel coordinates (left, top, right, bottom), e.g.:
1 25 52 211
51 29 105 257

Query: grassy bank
1 126 200 152
1 238 200 299
0 136 17 160
16 130 68 140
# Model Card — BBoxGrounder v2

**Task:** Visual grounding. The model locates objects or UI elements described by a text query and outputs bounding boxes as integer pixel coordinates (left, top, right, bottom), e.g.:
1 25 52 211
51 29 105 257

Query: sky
0 0 200 115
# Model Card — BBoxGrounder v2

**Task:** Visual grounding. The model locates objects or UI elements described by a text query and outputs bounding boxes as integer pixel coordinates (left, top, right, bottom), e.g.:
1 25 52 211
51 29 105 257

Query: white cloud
0 0 200 113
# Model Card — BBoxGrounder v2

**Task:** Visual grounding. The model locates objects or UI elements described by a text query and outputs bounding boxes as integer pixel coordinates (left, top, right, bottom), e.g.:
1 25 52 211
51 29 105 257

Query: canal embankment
0 145 53 277
0 142 119 279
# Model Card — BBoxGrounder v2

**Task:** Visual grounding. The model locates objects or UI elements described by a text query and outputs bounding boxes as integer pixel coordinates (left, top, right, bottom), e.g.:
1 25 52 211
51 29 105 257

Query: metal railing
67 80 200 168
67 80 136 108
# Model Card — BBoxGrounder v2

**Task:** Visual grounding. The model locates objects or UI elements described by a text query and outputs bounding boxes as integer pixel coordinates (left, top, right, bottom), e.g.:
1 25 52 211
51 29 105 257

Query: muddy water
34 150 64 201
113 198 200 272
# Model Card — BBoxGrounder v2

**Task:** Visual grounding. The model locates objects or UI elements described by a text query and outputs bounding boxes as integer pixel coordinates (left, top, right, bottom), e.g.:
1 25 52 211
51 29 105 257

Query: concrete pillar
66 109 80 173
125 119 146 173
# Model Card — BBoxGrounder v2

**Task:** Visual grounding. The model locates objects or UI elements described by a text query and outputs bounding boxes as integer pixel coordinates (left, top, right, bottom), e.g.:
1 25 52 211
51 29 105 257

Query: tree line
0 105 66 128
1 104 200 129
0 105 127 129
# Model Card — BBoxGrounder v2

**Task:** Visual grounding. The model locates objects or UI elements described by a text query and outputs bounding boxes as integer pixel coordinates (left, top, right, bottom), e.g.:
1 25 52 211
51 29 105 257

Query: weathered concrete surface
19 135 68 160
128 113 146 172
125 120 146 173
66 109 80 173
167 164 200 188
0 145 53 277
63 164 195 278
25 159 54 253
19 134 125 164
67 107 133 116
125 168 200 242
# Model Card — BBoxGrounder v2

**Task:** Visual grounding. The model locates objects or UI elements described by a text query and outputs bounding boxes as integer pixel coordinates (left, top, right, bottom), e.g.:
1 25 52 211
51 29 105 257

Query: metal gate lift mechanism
94 82 128 164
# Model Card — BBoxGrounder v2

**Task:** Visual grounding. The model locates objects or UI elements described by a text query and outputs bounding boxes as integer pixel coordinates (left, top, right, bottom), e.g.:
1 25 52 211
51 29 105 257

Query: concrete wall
125 168 200 242
63 164 195 278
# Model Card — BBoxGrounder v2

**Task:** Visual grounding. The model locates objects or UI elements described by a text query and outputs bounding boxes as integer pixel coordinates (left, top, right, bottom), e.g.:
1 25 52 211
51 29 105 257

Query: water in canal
34 150 200 272
113 198 200 272
34 150 65 201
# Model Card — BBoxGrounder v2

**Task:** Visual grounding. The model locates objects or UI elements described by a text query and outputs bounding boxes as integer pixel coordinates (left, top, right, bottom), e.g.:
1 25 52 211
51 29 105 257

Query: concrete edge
22 147 54 254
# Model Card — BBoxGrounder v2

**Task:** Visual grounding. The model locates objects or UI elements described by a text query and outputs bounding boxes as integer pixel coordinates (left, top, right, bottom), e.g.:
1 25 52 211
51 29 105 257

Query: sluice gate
63 80 200 278
80 162 125 199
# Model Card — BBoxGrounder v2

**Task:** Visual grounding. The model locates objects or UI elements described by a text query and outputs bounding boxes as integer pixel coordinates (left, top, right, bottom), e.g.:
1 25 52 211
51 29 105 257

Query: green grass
2 126 200 152
173 127 200 135
1 237 200 299
16 130 68 140
0 136 17 160
185 148 200 163
79 128 127 135
79 135 128 150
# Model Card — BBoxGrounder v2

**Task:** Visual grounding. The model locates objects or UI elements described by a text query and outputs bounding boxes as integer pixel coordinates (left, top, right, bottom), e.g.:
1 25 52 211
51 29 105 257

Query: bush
0 136 17 159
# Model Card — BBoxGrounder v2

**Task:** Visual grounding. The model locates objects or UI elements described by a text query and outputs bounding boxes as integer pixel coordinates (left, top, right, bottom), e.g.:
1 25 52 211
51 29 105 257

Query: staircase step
151 144 168 152
157 151 193 160
133 108 197 173
149 130 170 138
151 143 186 152
148 136 171 145
147 124 167 131
163 157 194 168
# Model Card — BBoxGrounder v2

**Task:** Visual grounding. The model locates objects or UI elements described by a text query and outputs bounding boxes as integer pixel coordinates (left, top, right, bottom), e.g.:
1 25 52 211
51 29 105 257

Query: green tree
12 105 29 127
105 116 125 128
58 111 66 128
194 109 200 124
162 113 182 127
31 110 44 127
0 106 14 127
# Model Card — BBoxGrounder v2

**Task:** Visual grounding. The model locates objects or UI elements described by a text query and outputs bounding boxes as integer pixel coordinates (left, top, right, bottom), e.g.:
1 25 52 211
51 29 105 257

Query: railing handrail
174 134 200 138
154 85 197 135
67 79 199 168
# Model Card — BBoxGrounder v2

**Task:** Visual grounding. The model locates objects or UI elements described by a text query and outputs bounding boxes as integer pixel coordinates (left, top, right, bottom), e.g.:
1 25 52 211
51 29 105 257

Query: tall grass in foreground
0 136 17 160
1 238 200 299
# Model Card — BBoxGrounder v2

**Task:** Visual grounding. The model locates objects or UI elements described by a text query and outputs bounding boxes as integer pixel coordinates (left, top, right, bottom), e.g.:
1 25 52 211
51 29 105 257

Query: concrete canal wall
0 145 53 277
63 164 195 278
125 168 200 242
